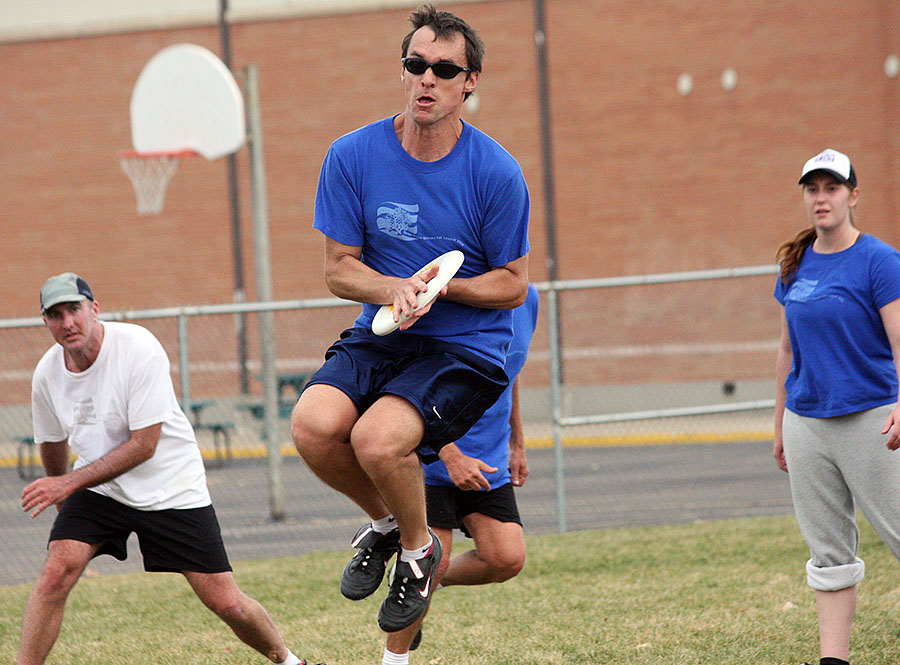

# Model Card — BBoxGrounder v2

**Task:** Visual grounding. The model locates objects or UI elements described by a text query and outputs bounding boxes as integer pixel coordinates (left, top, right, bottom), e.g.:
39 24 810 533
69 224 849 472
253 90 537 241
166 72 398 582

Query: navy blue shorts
49 489 232 574
306 327 508 455
426 482 522 537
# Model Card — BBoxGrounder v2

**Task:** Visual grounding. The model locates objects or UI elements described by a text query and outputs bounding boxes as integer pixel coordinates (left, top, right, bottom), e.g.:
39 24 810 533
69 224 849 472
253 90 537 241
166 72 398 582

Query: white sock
275 650 302 665
399 535 433 563
382 647 410 665
372 514 397 534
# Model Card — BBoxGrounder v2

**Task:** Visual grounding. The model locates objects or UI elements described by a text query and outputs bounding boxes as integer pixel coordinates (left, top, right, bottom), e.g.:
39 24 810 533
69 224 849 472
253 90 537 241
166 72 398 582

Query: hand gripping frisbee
372 250 465 336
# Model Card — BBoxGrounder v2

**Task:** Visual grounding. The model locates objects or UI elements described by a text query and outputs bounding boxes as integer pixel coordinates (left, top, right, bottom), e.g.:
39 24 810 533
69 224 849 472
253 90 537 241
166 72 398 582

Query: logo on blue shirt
376 202 419 241
786 277 818 302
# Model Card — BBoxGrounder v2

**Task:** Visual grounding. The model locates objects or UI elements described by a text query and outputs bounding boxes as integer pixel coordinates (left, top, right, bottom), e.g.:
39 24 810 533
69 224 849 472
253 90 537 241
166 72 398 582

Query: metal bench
188 401 234 467
16 436 38 481
239 371 313 438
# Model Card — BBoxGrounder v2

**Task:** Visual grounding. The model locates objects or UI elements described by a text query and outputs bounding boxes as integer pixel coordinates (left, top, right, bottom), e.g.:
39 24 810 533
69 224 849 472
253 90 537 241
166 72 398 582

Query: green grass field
2 514 899 664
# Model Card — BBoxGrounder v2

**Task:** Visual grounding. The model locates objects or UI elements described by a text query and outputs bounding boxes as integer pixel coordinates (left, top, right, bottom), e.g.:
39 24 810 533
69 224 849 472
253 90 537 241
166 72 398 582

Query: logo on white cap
799 148 854 185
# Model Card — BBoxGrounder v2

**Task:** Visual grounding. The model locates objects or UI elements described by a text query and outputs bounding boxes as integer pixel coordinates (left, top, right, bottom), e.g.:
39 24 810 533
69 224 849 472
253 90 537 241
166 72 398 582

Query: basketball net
118 150 190 215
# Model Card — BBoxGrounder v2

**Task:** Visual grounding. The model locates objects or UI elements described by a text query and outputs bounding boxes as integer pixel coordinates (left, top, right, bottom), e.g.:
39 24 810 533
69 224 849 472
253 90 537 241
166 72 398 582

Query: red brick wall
2 0 899 323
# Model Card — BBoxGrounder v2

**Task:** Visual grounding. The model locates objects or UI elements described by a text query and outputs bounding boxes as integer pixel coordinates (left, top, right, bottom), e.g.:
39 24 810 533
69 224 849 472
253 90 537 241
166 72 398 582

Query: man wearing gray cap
17 273 321 665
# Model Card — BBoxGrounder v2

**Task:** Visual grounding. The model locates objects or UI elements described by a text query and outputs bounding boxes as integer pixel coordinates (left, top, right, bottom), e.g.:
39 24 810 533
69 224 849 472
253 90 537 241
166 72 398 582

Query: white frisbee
372 250 465 336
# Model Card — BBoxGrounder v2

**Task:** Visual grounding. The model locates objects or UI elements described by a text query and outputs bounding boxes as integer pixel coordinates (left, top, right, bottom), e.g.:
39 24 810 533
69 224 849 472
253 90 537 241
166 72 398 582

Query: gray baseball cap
40 273 94 314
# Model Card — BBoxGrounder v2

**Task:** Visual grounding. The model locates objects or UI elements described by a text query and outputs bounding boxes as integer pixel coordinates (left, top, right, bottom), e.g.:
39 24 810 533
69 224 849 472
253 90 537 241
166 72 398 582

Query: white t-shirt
32 321 211 510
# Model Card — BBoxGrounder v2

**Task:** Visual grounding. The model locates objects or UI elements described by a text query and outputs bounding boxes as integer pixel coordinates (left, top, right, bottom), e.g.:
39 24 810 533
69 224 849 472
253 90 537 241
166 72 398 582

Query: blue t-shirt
314 116 531 366
774 233 900 417
424 284 539 489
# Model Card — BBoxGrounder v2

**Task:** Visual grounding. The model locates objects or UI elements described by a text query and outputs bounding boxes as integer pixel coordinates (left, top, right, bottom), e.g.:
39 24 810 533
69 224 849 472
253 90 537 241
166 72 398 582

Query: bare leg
184 570 290 663
18 540 99 665
351 395 429 550
441 514 525 586
291 384 390 520
816 586 856 662
432 527 454 583
385 618 424 656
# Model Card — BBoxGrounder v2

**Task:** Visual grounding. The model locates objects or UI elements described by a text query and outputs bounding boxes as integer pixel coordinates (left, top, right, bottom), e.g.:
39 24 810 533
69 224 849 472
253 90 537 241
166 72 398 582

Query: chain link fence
0 266 786 586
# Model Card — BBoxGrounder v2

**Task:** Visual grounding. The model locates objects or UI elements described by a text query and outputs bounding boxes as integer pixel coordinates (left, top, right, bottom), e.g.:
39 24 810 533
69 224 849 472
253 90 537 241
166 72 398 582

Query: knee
34 556 83 598
353 434 411 477
213 598 251 625
204 588 251 623
290 405 316 457
290 401 341 461
352 436 385 470
491 550 526 583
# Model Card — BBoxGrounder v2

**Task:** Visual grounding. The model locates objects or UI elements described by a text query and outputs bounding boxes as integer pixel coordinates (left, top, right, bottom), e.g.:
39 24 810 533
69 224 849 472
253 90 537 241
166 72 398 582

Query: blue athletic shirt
313 116 530 366
425 284 539 489
774 233 900 418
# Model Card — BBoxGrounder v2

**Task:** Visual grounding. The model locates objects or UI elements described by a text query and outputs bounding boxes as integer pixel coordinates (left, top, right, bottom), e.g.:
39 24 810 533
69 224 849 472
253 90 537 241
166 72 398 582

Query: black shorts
425 482 522 538
306 327 508 455
49 489 232 574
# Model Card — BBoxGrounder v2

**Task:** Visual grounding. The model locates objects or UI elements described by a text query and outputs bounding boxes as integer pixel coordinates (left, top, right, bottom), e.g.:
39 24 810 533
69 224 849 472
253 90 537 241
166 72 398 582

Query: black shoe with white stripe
340 524 401 601
377 529 442 633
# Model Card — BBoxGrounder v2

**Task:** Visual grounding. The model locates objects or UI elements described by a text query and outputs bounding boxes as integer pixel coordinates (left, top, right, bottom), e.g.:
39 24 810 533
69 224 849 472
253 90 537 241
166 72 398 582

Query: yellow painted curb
0 433 775 471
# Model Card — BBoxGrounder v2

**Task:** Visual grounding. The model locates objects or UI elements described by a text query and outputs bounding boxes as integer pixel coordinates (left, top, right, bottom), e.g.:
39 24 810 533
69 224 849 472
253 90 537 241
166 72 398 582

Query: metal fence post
177 313 191 413
245 63 284 521
546 285 567 533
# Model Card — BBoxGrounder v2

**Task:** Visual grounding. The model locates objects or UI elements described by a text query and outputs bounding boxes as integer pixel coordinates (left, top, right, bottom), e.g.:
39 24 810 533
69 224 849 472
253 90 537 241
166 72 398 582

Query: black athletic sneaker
377 529 442 632
340 523 401 600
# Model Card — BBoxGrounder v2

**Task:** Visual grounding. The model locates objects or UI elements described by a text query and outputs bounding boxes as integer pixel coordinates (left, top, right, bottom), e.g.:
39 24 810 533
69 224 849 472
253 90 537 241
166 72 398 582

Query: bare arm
508 379 529 486
879 298 900 450
323 238 444 329
324 238 404 305
22 423 161 518
40 439 70 477
438 442 497 491
323 238 527 327
773 311 792 472
444 254 529 310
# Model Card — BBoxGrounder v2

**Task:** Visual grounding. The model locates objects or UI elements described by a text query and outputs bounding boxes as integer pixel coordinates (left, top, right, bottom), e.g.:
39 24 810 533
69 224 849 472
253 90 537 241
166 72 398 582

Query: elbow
138 443 158 464
507 278 528 308
323 264 353 300
507 294 526 309
134 434 160 463
507 259 530 308
510 286 527 308
323 269 340 297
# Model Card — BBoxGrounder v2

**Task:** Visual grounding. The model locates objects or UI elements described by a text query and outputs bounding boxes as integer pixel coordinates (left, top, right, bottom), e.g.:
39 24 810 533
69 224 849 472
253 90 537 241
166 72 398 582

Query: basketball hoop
118 150 192 215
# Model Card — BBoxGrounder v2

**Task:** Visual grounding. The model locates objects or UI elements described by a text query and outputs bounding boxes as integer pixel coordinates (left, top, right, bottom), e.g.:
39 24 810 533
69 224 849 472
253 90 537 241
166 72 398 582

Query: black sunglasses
402 57 472 80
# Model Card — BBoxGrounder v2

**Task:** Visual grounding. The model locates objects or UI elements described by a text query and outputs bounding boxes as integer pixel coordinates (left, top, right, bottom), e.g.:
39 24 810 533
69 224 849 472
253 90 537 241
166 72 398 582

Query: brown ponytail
776 227 816 283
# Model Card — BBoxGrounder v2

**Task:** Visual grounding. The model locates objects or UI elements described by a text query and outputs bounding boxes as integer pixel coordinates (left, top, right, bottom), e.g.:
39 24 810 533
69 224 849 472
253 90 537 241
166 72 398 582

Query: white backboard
130 43 246 160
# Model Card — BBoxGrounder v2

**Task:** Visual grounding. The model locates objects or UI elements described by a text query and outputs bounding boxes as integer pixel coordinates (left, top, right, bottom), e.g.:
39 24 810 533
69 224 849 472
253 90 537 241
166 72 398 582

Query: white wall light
677 72 693 96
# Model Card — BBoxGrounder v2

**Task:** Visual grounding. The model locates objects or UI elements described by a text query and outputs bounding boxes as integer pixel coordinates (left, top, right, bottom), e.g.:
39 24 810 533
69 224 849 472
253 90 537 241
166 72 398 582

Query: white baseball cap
798 148 857 187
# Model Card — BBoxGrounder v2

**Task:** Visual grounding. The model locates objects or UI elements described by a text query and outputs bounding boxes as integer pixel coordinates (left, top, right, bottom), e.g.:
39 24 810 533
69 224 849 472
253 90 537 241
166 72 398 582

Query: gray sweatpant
783 404 900 591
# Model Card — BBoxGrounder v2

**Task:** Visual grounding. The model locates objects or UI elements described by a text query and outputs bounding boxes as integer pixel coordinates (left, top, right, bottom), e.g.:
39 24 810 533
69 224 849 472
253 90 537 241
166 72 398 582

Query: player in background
773 148 900 665
19 273 321 665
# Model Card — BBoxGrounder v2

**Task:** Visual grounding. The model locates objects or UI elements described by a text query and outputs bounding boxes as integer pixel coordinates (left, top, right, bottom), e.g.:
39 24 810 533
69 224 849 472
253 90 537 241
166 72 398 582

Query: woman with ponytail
773 148 900 665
